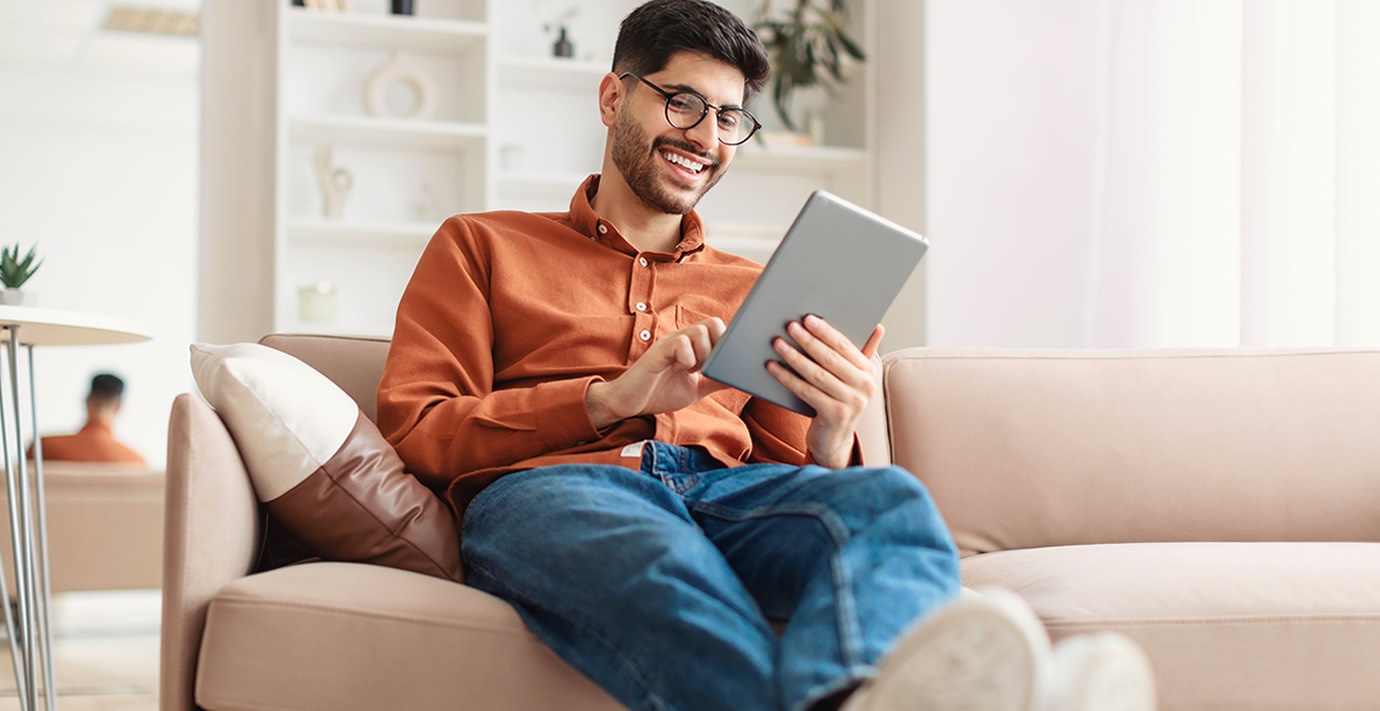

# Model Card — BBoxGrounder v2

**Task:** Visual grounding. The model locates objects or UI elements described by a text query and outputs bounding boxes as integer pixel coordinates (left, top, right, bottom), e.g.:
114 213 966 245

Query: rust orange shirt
378 175 846 519
34 422 145 466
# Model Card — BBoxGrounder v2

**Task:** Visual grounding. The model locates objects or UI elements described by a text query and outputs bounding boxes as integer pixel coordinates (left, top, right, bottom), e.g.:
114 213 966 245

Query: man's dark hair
613 0 771 103
89 373 125 404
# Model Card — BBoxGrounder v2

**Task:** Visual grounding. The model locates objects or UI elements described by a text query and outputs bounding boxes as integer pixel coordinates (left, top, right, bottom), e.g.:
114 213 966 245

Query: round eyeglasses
619 72 761 146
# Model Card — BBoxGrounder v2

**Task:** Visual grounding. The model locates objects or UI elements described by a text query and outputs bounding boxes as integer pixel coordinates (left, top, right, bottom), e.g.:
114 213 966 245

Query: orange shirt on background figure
30 373 145 466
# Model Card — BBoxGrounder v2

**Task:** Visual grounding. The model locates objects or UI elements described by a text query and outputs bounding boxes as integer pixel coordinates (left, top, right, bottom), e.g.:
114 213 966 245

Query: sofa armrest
856 354 892 466
161 393 261 711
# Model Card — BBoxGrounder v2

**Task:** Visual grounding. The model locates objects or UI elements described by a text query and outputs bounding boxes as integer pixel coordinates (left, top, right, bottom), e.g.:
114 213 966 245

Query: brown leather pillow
190 343 462 582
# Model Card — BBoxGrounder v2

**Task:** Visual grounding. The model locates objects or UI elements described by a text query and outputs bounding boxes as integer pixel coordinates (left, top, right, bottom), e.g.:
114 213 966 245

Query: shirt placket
627 253 656 363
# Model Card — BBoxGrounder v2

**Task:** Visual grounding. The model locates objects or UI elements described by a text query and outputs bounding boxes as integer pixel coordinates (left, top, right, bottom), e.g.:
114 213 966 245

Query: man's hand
585 317 728 430
766 315 884 469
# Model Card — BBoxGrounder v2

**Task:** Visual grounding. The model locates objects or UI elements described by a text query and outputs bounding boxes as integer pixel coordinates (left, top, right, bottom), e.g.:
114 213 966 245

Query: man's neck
82 418 113 432
590 170 685 254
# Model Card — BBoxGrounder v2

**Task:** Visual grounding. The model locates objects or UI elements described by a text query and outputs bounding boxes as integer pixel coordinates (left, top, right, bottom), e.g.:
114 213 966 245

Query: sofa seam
1044 615 1380 628
883 349 1380 363
208 595 538 636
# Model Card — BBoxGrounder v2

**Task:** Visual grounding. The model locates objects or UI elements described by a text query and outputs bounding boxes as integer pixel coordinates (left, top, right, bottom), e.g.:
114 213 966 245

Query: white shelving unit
270 0 875 337
290 9 487 51
289 114 487 150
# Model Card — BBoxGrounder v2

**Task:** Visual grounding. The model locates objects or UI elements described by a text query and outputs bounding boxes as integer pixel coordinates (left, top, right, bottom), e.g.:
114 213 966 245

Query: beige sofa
162 336 1380 711
2 460 163 594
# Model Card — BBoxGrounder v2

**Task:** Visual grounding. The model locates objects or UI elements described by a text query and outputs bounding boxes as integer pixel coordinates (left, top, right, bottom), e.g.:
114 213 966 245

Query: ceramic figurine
313 146 353 219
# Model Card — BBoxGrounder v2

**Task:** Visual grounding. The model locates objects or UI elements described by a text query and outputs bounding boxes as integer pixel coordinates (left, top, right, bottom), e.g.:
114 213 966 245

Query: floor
0 590 159 711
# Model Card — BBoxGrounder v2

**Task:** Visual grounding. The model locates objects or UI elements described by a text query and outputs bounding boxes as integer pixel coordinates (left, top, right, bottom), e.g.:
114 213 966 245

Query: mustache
652 138 718 167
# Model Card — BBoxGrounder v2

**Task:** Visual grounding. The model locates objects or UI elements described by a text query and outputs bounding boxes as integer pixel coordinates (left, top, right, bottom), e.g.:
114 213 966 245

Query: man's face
611 52 746 215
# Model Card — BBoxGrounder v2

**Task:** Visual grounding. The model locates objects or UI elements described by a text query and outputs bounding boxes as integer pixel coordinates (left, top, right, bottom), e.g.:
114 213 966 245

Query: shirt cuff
535 375 605 451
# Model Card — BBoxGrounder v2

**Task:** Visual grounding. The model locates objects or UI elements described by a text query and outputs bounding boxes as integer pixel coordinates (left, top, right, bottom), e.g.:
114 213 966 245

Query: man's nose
683 114 718 152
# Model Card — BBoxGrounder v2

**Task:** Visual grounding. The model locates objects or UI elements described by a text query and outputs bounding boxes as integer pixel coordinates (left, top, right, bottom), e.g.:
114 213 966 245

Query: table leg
25 345 57 710
4 328 46 709
0 335 30 708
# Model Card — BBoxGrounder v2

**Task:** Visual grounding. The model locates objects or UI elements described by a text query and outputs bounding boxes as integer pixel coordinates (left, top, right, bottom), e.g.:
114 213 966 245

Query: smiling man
376 2 1154 710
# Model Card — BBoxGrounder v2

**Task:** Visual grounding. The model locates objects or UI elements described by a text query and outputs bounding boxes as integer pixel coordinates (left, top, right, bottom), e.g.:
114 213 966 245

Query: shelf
496 55 610 93
732 144 869 172
290 114 486 151
287 218 436 247
288 8 486 54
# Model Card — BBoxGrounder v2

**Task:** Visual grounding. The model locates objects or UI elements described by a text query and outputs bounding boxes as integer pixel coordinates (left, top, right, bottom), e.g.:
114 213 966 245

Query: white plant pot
1 289 27 306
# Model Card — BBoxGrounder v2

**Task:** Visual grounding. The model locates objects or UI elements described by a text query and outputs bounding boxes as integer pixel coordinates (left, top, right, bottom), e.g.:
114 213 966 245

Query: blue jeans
461 441 960 711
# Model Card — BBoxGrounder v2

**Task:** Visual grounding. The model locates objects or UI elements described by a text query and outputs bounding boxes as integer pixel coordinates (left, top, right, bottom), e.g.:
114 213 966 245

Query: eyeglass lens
665 93 755 145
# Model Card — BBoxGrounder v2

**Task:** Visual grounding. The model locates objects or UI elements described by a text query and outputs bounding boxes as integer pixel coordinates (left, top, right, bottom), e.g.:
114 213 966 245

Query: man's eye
669 95 701 113
718 113 740 130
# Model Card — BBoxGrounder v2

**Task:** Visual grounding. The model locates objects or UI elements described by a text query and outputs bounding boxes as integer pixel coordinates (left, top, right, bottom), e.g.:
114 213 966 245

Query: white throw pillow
189 342 462 581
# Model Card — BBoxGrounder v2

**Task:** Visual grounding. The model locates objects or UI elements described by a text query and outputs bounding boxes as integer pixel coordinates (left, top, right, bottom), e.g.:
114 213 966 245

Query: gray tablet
701 190 929 415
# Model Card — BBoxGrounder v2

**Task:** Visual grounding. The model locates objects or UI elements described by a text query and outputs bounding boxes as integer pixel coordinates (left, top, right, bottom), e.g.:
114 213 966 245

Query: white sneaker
1042 632 1157 711
841 589 1157 711
843 588 1051 711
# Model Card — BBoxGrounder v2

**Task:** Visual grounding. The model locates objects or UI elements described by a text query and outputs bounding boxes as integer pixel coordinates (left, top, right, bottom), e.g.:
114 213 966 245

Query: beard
610 109 725 215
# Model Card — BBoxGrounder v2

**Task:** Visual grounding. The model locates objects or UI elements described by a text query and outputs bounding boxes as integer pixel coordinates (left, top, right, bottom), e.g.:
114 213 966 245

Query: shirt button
639 329 651 341
635 302 647 311
597 224 608 235
638 257 649 267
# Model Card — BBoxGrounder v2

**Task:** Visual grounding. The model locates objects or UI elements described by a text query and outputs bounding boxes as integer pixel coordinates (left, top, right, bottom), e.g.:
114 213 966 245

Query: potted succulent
0 243 43 306
753 0 868 133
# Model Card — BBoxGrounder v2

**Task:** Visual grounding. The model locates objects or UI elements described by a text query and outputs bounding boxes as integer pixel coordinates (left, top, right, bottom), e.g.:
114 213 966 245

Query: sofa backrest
256 333 895 466
882 348 1380 557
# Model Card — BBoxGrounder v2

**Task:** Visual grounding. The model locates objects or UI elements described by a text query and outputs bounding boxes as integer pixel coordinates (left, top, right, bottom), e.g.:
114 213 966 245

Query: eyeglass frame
618 72 762 146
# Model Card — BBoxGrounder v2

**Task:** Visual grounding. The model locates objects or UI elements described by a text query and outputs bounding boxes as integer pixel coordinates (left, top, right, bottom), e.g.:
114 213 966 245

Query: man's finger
774 336 848 401
802 314 872 369
686 325 714 367
765 359 828 411
675 335 696 369
861 324 885 359
705 317 726 343
787 321 854 379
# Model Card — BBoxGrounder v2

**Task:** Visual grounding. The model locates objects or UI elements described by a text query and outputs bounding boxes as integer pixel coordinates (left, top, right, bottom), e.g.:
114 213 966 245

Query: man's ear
598 72 622 128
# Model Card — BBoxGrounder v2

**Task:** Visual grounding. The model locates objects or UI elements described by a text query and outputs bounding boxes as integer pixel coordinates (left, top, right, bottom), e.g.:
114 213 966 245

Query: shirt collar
569 174 706 257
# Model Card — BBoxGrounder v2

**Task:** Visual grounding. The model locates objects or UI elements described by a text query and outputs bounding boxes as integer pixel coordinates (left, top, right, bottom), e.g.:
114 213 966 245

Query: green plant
753 0 867 132
0 243 43 289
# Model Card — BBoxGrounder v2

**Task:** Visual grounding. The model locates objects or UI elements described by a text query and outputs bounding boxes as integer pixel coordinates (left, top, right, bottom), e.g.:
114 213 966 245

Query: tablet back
701 190 928 415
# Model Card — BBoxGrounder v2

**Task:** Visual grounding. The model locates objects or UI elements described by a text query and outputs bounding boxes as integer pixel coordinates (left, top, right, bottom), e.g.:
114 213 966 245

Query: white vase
0 289 26 306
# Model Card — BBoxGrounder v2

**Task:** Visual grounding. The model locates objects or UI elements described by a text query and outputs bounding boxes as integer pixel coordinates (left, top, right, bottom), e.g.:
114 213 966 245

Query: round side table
0 306 150 711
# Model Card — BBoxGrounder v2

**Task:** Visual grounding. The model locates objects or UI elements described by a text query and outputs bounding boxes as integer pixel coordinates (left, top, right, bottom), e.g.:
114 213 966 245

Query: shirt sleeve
741 397 863 468
376 216 603 487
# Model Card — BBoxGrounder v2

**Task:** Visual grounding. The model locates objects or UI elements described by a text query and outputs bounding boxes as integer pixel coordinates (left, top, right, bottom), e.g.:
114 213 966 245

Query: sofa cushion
196 563 622 711
189 343 462 582
963 542 1380 711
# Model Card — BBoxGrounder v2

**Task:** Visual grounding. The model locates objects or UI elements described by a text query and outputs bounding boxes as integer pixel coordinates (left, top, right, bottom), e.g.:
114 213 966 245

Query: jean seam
688 500 869 674
463 558 671 711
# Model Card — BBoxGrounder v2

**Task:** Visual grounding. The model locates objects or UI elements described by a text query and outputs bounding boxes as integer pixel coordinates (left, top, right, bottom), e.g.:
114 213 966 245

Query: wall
198 0 275 345
874 0 927 350
0 5 200 469
922 0 1101 347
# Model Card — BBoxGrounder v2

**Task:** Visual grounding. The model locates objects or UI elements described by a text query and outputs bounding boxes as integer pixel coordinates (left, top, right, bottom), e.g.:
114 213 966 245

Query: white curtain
1084 0 1380 347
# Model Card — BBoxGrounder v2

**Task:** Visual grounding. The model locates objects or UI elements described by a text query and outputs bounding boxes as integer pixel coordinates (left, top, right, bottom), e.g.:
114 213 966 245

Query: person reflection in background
30 373 144 466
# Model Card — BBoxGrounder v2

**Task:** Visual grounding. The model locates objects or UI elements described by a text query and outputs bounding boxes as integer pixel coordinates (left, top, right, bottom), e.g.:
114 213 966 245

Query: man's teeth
662 151 705 173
